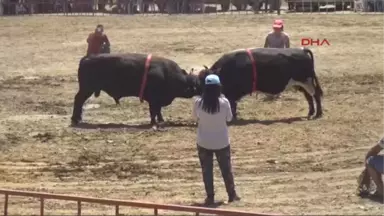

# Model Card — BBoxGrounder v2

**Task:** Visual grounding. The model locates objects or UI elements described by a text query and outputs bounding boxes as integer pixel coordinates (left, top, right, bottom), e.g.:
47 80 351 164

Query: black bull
70 53 200 126
197 47 324 120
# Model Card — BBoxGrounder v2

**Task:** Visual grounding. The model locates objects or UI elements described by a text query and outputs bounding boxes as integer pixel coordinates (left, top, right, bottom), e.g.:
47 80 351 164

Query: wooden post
154 208 158 216
77 200 81 216
40 198 44 216
115 205 119 216
4 194 8 216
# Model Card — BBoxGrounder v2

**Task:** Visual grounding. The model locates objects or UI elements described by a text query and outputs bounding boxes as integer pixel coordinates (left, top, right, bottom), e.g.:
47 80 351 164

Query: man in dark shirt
86 24 110 56
358 136 384 199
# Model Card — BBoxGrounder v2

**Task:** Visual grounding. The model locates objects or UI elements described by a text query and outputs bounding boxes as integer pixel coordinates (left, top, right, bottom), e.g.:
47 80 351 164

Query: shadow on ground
70 116 311 130
230 116 308 126
69 121 196 131
359 193 384 204
190 200 225 208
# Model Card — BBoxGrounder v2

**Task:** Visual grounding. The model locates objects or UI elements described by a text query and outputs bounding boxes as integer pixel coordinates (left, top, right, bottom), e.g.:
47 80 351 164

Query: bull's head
180 65 221 98
179 69 202 98
197 65 220 87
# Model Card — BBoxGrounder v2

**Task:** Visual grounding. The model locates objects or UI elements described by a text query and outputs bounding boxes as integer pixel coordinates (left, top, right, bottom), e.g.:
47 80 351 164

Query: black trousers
197 144 236 198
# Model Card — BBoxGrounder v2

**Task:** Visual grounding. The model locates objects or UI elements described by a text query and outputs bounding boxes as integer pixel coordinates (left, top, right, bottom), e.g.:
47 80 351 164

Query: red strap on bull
246 48 257 96
139 54 152 103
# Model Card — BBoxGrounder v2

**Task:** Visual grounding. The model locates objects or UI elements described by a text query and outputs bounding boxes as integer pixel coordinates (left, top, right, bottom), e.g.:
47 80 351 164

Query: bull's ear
203 65 208 70
181 69 188 75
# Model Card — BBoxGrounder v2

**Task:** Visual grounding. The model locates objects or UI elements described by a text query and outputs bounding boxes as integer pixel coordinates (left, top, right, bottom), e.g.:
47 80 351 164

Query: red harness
139 54 152 103
245 48 257 96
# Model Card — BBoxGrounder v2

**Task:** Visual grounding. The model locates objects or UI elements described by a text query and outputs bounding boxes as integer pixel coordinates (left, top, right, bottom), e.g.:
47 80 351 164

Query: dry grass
0 13 383 215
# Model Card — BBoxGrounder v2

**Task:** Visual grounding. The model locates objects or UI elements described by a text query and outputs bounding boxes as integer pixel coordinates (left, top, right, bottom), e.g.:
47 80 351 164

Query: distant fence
0 188 280 216
0 0 383 16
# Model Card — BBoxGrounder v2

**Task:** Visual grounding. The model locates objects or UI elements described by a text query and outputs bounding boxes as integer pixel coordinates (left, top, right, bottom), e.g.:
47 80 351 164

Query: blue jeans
367 155 384 173
197 145 236 199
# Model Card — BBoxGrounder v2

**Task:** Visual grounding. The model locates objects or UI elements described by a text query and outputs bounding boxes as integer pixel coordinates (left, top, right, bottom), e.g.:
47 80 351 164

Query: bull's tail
313 73 323 97
304 48 323 97
78 56 101 98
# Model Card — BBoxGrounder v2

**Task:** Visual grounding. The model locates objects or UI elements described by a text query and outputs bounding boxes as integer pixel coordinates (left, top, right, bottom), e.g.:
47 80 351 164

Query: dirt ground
0 13 383 215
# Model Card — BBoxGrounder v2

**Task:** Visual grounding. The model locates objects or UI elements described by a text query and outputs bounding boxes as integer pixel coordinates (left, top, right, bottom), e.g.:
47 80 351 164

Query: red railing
0 188 280 216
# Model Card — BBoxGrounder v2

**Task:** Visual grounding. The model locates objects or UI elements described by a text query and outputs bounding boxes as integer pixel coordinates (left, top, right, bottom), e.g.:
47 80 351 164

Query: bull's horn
203 65 208 70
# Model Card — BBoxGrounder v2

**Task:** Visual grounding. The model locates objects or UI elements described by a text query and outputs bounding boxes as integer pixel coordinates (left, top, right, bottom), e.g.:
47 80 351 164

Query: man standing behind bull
192 74 240 206
263 19 290 101
86 24 110 56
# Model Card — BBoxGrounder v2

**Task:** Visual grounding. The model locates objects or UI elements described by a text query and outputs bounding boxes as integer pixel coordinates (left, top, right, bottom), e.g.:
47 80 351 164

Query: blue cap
205 74 221 85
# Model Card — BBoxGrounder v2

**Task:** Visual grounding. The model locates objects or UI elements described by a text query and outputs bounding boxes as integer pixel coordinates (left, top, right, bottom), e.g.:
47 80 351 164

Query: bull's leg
313 90 323 119
297 86 315 119
228 99 238 120
148 103 158 126
157 107 165 123
71 90 93 125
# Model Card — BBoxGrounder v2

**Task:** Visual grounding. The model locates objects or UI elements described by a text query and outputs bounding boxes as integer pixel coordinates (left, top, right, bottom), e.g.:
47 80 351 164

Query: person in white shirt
192 74 240 206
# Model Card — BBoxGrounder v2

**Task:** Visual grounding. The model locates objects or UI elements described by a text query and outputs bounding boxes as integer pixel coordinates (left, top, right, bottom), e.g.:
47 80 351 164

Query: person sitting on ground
357 135 384 199
86 24 110 56
263 19 290 101
192 74 240 206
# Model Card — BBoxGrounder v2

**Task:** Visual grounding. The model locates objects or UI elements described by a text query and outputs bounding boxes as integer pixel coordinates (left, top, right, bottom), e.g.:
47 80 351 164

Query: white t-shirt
192 95 233 150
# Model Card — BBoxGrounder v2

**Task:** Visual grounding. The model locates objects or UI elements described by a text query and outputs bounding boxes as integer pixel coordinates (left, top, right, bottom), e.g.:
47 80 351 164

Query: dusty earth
0 13 383 215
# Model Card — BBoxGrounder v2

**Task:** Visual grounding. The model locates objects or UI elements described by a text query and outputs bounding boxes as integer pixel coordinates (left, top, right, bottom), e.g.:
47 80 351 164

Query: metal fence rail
0 188 280 216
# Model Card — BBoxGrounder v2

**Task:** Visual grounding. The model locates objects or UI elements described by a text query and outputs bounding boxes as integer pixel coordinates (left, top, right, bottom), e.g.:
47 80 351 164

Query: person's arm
103 34 110 46
285 35 290 48
86 33 92 43
225 98 233 122
365 137 384 160
264 36 269 48
192 98 199 121
366 145 382 160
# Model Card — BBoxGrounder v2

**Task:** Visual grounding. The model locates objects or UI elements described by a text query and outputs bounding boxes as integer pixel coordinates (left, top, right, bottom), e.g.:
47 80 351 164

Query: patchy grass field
0 13 383 215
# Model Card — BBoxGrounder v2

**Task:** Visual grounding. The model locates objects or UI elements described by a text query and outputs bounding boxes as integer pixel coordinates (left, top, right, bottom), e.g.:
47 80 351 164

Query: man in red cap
264 19 290 49
263 19 290 100
86 24 110 56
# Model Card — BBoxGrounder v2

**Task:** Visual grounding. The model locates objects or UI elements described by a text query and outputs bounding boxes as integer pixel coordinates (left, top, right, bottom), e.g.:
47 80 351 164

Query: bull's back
78 53 186 98
251 48 311 62
212 48 309 69
212 48 312 93
78 54 148 94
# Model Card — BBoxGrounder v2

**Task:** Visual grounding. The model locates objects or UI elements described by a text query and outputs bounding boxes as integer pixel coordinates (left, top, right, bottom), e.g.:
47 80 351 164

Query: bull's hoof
232 113 238 120
152 123 166 131
307 110 315 118
313 112 323 119
70 119 80 127
307 114 315 120
229 116 238 125
152 124 158 131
